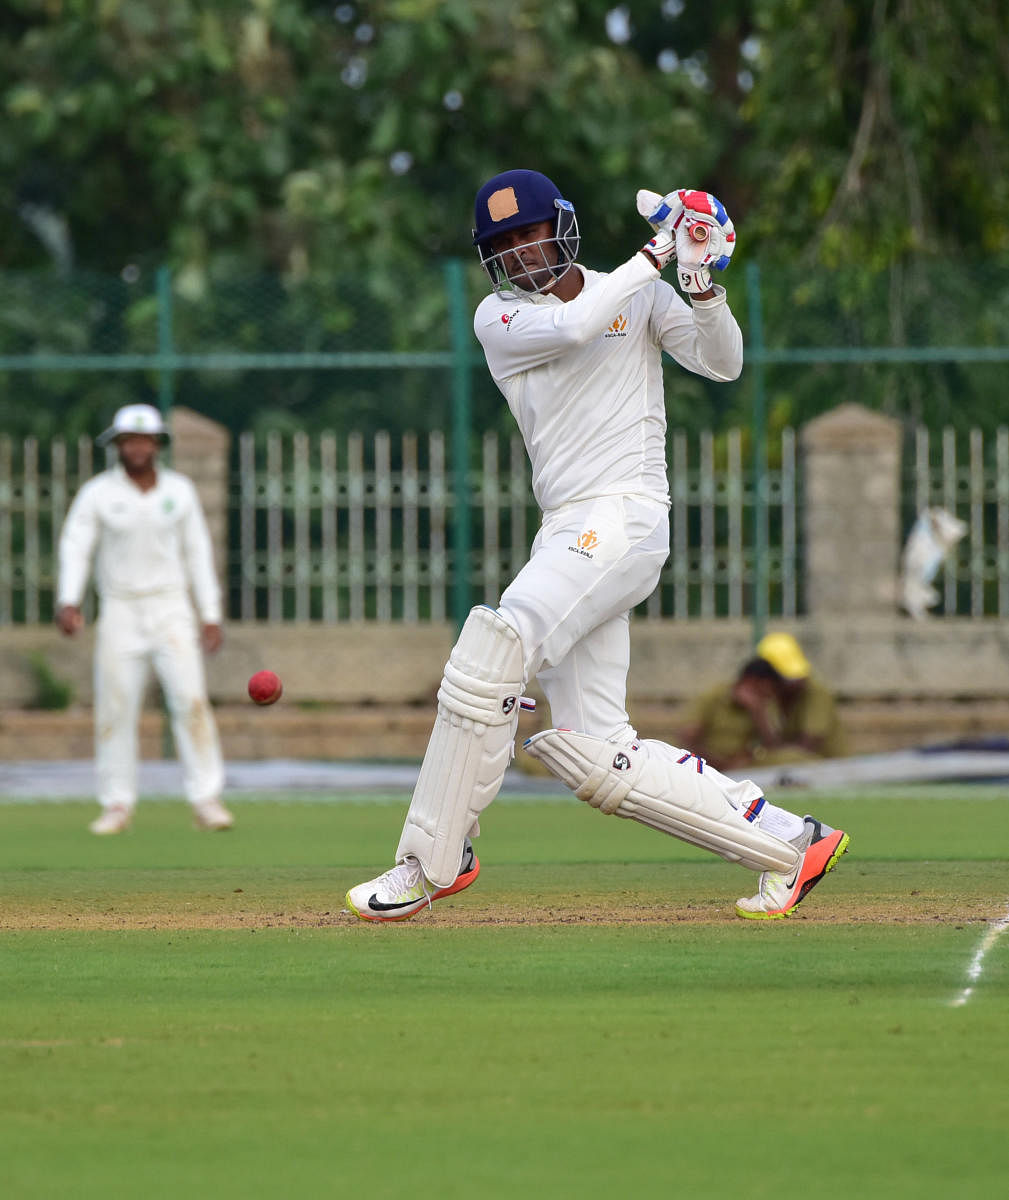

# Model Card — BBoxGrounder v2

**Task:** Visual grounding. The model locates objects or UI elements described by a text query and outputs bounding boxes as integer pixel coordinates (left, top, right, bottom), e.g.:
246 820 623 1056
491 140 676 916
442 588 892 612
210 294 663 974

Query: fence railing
909 425 1009 618
1 427 801 624
229 426 799 623
0 435 96 624
4 259 1009 634
4 423 1009 625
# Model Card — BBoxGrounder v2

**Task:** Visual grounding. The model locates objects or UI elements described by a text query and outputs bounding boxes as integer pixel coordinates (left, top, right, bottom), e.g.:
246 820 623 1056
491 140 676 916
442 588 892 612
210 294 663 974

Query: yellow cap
756 633 811 681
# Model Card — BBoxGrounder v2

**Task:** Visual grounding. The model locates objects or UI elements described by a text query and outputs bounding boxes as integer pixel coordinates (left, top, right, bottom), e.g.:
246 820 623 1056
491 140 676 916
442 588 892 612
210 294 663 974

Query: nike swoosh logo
368 893 421 912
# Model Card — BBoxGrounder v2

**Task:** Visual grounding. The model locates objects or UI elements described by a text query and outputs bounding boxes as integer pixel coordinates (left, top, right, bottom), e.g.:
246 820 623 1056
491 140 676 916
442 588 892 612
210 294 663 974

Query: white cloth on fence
899 507 968 619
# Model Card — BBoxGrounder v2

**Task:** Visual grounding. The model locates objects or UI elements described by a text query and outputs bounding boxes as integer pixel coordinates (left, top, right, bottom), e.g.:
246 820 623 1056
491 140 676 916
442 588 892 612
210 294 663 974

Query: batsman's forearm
678 293 744 382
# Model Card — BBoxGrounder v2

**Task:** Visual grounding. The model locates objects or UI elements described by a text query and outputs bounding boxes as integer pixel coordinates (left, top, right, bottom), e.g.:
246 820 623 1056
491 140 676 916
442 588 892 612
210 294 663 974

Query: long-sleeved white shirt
474 252 743 513
57 464 222 623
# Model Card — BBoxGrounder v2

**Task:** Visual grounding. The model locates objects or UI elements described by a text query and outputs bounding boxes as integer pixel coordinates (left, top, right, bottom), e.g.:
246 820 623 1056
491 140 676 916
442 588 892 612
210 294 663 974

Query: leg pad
397 607 525 886
524 728 798 873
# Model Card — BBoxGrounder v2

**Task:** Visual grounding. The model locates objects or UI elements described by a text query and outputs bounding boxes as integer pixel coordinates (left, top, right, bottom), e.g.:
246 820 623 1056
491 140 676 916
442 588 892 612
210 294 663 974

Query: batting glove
636 188 737 296
640 226 677 271
637 188 681 272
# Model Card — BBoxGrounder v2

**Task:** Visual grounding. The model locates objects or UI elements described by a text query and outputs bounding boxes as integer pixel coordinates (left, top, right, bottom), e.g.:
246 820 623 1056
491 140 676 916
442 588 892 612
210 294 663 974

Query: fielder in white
57 403 233 835
347 169 849 922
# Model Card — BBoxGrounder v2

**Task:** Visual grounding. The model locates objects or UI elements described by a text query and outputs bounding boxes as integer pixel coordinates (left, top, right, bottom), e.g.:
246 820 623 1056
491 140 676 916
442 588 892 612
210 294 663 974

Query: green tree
1 0 723 278
2 1 1008 438
734 0 1009 430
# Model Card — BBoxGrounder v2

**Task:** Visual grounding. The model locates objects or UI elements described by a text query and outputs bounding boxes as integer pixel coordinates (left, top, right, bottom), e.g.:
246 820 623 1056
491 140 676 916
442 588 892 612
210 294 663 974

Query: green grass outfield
2 786 1008 1199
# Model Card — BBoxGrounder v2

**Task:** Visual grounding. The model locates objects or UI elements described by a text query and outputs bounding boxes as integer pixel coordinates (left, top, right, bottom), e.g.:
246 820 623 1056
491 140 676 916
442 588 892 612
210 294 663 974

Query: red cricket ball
248 669 283 706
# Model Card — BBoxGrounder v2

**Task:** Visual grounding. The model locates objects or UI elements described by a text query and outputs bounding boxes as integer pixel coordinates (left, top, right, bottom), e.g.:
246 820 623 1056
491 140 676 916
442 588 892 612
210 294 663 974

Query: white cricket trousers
498 494 670 743
94 591 224 811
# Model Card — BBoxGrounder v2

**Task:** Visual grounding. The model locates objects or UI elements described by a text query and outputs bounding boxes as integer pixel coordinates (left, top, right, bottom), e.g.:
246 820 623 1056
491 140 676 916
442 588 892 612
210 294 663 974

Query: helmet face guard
472 170 580 295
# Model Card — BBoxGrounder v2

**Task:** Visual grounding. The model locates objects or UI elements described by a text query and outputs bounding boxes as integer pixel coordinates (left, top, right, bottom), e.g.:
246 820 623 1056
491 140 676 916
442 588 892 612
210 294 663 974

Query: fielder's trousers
93 590 224 810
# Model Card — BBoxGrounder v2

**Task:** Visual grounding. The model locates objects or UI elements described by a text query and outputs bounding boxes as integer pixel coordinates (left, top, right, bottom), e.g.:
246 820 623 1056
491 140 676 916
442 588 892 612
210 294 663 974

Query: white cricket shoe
192 799 235 831
735 815 849 920
346 838 480 922
89 806 133 835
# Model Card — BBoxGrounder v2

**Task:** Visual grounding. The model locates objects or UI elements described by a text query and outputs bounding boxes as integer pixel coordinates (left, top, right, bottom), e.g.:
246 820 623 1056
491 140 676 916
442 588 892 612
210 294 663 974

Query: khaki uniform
685 674 846 768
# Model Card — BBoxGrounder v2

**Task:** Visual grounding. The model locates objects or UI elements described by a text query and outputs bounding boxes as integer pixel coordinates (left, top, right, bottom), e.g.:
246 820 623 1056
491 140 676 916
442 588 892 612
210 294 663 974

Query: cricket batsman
57 403 233 834
347 169 848 921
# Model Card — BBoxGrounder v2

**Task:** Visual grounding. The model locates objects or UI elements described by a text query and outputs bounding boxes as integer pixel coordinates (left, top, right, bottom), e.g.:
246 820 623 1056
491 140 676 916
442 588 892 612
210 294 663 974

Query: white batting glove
637 188 683 232
636 188 737 296
637 189 680 271
674 217 717 295
640 226 677 271
676 189 737 296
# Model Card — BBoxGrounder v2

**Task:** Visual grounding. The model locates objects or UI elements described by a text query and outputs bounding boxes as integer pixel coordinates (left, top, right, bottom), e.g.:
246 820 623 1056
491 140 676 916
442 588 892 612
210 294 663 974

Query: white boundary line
951 907 1009 1007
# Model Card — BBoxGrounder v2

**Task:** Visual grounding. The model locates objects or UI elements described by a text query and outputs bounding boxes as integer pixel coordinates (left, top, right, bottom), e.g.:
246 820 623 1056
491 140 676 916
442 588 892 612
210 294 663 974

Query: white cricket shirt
474 252 743 513
57 464 222 622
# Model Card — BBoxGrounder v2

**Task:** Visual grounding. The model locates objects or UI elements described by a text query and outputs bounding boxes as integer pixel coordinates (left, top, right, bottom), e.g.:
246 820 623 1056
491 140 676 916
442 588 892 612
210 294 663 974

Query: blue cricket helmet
472 169 580 294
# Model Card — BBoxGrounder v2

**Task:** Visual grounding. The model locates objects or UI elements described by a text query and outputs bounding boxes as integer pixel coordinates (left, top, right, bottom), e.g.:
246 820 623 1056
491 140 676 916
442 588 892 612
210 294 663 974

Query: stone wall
8 616 1009 712
802 404 903 616
3 695 1008 763
4 617 1009 761
168 406 231 578
5 401 1007 760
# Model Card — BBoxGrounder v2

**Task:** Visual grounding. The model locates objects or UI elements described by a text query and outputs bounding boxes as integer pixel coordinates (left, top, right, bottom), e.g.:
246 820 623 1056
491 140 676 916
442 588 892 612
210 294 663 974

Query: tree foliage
1 0 1008 437
1 0 718 277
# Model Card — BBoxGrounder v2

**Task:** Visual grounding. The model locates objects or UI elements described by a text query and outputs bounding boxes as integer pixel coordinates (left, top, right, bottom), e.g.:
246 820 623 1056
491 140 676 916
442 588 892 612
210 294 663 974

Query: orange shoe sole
349 855 480 922
433 856 481 902
792 829 849 910
738 829 849 920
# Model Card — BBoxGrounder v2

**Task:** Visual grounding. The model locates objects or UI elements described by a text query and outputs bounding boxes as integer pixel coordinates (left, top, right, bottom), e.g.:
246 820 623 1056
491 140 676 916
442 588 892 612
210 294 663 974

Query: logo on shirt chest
568 529 599 558
604 313 628 338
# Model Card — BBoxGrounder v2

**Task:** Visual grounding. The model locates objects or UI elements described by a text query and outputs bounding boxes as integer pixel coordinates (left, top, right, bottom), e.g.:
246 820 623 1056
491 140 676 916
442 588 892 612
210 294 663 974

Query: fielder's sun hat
96 403 169 446
755 632 811 681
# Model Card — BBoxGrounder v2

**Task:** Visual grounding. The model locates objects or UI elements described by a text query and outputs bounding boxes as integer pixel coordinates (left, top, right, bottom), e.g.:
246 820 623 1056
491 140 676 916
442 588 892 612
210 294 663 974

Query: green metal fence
3 259 1009 630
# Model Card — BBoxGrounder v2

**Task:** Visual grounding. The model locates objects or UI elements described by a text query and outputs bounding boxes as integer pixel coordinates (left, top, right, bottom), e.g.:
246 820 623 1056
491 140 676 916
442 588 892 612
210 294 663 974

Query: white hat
96 404 170 446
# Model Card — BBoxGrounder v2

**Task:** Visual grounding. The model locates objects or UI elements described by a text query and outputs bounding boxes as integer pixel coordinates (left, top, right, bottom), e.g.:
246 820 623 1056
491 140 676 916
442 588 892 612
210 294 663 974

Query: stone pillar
168 406 231 578
801 403 902 616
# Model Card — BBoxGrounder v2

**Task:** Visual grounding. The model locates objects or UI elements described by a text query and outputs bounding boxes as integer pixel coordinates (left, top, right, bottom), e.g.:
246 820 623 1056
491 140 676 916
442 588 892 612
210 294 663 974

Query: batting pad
524 729 799 873
397 606 525 887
